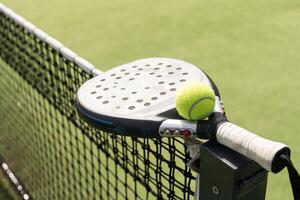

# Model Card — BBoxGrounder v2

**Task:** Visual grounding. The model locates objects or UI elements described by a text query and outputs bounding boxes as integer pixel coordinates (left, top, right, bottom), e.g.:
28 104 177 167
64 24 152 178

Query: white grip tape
217 122 287 172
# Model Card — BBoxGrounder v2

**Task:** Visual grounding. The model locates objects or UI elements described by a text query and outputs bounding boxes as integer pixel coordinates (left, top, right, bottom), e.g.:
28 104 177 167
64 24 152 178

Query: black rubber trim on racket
75 98 162 138
196 112 228 140
205 72 221 99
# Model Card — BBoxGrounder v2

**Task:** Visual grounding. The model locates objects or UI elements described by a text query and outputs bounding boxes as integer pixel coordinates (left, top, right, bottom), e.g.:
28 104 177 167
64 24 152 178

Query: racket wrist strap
280 154 300 200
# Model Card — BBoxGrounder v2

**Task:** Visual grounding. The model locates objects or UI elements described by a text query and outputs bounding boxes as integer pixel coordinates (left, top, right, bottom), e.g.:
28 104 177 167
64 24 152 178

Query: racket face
76 58 214 137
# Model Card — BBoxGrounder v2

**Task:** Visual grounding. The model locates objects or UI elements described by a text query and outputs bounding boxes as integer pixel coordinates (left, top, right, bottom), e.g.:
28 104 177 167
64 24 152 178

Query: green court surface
1 0 300 199
0 184 14 200
0 174 17 200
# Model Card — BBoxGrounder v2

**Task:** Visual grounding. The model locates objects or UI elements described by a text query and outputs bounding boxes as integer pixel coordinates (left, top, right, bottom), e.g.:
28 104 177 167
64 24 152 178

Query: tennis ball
175 81 215 120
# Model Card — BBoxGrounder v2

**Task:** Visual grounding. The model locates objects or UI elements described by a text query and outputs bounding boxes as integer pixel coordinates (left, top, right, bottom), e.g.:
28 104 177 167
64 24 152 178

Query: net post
197 141 268 200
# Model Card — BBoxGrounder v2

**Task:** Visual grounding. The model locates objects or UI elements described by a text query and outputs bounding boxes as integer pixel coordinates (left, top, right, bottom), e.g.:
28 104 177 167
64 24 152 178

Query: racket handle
216 122 290 173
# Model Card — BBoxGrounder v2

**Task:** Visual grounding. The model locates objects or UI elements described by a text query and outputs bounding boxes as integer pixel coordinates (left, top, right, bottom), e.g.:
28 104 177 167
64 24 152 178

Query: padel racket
76 58 299 199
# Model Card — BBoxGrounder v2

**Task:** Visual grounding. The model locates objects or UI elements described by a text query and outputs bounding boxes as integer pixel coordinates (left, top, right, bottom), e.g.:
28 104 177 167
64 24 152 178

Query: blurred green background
1 0 300 199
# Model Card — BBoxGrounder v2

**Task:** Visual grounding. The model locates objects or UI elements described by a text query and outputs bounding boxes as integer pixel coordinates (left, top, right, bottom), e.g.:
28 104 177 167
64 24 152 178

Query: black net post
198 141 268 200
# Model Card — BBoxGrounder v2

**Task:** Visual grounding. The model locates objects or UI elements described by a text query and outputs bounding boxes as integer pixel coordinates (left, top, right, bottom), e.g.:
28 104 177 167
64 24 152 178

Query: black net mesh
0 10 195 200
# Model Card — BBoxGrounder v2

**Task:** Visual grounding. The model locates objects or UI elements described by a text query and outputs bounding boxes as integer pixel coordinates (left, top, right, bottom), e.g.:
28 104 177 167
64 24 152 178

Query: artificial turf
1 0 300 199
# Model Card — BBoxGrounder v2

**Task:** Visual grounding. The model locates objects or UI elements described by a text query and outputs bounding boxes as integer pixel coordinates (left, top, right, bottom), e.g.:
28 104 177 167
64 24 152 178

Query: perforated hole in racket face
77 58 212 120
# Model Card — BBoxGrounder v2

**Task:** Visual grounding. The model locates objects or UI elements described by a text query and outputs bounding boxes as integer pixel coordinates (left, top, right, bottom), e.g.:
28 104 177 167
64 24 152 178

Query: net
0 4 195 200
